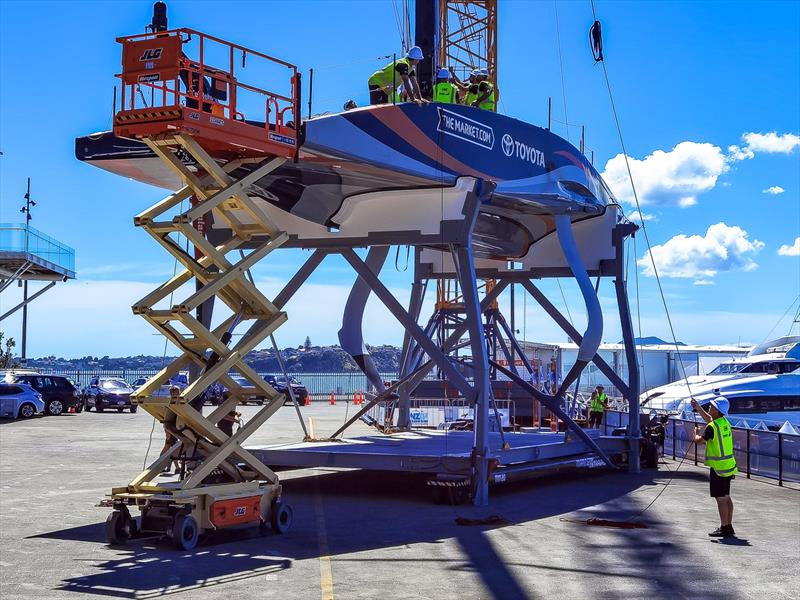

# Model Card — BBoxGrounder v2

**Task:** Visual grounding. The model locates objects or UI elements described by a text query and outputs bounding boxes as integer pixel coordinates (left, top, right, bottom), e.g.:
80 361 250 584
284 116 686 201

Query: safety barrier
664 415 800 487
35 368 398 397
365 397 516 430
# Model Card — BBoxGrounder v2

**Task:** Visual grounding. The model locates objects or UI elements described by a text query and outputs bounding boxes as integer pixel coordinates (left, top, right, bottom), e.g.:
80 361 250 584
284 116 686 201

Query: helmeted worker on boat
368 46 428 105
451 67 496 111
433 67 459 104
691 396 738 538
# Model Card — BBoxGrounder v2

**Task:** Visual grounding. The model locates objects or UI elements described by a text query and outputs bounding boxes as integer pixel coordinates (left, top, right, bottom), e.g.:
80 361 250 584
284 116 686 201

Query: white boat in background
641 336 800 428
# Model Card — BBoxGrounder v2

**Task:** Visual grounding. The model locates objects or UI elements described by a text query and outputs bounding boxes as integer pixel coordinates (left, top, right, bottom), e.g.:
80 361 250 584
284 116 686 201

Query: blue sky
1 0 798 358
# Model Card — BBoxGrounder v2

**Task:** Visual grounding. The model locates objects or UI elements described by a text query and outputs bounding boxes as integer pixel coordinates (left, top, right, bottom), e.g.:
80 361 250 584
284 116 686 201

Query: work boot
722 524 736 537
708 527 726 537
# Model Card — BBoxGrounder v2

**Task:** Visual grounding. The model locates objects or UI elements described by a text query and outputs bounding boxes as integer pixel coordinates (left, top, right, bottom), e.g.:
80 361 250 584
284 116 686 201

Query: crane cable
589 0 693 399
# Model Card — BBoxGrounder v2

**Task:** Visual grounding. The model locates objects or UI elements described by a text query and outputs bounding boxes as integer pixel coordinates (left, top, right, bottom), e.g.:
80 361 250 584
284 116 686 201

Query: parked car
265 375 309 405
220 374 268 405
0 383 45 419
83 377 136 413
8 374 81 416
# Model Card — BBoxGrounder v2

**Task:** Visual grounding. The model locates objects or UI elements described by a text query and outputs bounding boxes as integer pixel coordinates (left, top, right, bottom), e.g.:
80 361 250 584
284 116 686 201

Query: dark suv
265 375 309 405
11 374 81 416
83 377 136 413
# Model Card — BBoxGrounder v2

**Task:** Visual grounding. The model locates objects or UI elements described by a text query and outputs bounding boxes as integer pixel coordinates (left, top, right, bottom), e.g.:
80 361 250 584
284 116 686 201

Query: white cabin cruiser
641 336 800 427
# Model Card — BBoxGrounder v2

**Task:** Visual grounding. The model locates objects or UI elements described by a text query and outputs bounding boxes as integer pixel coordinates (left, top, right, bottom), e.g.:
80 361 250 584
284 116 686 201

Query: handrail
115 26 299 142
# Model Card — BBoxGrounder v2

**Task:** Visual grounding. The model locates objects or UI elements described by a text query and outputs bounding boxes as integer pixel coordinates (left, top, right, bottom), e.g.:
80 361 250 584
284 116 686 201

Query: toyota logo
501 134 514 156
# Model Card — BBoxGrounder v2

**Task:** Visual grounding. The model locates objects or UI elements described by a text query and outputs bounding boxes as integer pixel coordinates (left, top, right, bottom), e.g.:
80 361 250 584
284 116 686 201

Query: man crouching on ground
691 396 738 538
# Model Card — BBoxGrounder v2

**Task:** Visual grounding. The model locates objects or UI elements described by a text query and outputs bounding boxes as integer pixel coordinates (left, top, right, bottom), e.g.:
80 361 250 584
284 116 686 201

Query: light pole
19 177 36 362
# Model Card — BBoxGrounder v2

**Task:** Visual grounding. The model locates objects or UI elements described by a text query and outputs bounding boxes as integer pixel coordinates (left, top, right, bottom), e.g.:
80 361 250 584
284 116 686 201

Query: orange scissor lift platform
105 28 300 550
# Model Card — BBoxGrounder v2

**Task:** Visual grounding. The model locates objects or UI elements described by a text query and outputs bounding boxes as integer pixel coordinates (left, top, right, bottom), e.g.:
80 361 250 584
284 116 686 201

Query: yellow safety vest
479 82 496 111
433 82 457 104
591 392 607 412
369 57 411 91
704 416 738 477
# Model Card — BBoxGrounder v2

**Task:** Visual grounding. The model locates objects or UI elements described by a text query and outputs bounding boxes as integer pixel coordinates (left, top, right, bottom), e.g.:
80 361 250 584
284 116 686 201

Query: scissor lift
104 27 301 549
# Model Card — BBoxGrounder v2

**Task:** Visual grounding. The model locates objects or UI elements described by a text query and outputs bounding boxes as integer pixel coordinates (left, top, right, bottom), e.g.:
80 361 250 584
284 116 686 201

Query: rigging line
556 278 574 325
143 198 186 470
591 10 693 398
553 0 572 142
760 294 800 343
633 234 648 394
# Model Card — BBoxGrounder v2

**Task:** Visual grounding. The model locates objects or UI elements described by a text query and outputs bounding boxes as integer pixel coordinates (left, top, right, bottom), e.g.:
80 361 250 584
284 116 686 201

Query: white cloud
627 210 657 223
778 237 800 257
728 132 800 161
639 222 765 281
693 279 715 286
762 185 785 195
602 142 728 208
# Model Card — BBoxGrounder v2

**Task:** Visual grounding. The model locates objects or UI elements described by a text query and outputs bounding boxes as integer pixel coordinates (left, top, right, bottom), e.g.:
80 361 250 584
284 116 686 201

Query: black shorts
710 468 734 498
588 411 604 427
369 85 389 105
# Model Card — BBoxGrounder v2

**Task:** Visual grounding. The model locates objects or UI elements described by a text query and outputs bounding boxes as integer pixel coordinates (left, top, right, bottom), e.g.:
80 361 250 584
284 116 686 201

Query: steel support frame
0 280 57 322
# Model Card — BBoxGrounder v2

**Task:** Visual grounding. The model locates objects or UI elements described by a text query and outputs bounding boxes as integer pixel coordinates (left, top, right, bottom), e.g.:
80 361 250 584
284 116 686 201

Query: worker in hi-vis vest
450 68 496 111
368 46 427 106
433 68 458 104
470 68 496 111
588 384 608 429
692 396 738 538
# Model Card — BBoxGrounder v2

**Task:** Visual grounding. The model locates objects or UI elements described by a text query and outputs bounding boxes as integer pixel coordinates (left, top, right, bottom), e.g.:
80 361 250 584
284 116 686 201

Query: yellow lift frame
105 133 293 550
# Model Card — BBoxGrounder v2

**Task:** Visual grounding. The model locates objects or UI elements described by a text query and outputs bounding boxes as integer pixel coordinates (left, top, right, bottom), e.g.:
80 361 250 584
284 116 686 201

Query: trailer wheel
643 443 659 469
172 515 199 550
105 510 130 545
270 500 293 534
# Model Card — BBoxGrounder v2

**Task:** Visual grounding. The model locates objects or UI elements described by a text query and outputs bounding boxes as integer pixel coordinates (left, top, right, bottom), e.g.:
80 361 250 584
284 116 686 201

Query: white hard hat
436 68 450 79
478 68 490 76
470 68 481 77
406 46 424 60
709 396 730 415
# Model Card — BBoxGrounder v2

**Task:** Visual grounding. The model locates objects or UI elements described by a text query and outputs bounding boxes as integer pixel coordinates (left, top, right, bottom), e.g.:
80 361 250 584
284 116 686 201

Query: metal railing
0 223 75 276
664 415 800 487
34 368 398 399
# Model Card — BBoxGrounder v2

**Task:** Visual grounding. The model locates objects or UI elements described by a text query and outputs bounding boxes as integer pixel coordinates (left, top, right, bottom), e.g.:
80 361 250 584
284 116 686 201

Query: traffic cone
330 391 335 405
353 391 358 404
305 395 310 406
359 390 364 405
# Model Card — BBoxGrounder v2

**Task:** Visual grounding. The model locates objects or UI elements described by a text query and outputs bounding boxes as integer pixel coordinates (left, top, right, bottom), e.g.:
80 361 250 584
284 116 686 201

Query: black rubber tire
46 400 64 416
117 407 124 413
270 500 293 534
83 400 90 412
18 403 36 419
75 403 83 413
450 486 470 506
172 514 199 550
130 406 138 413
96 402 104 413
431 486 446 505
644 443 659 469
105 510 130 545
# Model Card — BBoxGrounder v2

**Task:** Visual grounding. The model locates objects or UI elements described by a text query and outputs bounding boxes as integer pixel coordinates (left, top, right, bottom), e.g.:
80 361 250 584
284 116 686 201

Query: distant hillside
622 336 686 346
25 344 402 373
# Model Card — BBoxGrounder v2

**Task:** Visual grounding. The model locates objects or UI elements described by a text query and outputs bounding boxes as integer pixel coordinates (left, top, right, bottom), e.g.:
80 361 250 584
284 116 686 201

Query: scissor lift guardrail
104 27 300 550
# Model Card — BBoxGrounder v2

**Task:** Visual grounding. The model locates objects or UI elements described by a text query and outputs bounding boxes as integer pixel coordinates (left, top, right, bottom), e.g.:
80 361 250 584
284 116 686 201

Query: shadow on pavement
37 466 733 599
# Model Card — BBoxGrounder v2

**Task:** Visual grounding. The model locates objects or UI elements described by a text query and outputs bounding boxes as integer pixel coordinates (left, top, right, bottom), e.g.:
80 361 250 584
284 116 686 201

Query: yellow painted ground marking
315 486 334 600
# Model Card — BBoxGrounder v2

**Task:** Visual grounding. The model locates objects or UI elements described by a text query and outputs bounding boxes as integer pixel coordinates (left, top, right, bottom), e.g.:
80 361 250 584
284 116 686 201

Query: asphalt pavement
1 403 797 599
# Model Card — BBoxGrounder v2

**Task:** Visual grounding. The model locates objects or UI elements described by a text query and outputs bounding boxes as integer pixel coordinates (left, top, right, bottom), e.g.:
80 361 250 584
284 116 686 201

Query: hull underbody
76 103 622 267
